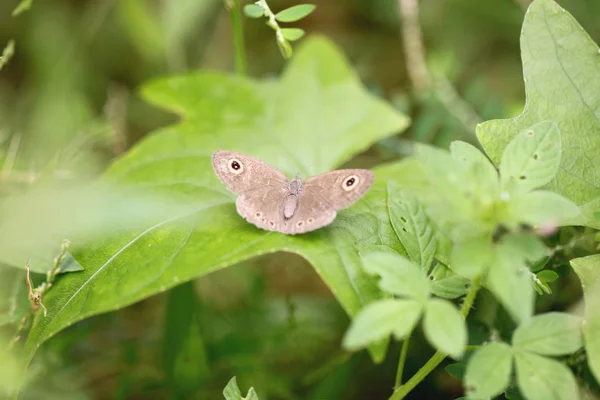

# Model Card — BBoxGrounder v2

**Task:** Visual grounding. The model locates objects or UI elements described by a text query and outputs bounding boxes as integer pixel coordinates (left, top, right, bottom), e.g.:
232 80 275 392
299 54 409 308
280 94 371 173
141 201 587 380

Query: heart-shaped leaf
19 36 409 381
476 0 600 229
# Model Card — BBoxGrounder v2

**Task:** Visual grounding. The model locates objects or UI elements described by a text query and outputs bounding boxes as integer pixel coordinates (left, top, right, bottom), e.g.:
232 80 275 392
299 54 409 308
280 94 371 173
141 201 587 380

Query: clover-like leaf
429 263 469 300
499 121 561 194
465 342 513 399
571 254 600 382
19 35 410 381
514 352 579 400
243 4 263 18
423 298 467 359
504 190 580 227
477 0 600 228
361 252 430 301
274 4 315 22
387 182 436 270
450 141 499 199
281 28 305 42
512 312 583 356
342 299 423 350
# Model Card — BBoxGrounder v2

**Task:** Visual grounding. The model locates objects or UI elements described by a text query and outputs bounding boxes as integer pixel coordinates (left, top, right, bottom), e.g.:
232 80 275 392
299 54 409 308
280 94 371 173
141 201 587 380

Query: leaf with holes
387 182 436 270
499 121 561 194
477 0 600 229
16 35 410 386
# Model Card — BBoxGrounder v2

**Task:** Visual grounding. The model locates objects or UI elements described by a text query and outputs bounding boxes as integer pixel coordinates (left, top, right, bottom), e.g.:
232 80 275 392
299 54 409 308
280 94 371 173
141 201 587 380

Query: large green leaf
476 0 600 229
19 35 409 379
570 254 600 383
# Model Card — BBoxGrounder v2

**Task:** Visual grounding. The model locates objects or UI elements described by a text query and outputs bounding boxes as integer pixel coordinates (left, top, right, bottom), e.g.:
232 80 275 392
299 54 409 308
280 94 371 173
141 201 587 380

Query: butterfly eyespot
261 217 266 222
307 218 314 224
227 158 244 174
296 221 304 227
255 212 263 218
342 175 359 192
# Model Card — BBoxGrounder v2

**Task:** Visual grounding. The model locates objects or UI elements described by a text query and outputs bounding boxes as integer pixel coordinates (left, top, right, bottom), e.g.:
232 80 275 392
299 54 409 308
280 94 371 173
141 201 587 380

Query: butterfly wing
303 169 375 209
277 189 337 234
212 150 289 194
236 186 289 232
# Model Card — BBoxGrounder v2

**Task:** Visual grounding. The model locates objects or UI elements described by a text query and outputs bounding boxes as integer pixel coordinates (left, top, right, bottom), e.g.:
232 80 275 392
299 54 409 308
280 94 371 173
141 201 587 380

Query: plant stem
388 275 482 400
229 0 247 75
395 335 411 388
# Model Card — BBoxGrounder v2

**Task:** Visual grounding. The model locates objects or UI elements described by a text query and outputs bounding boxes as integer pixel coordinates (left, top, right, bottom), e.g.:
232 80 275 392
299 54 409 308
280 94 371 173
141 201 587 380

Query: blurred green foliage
1 0 599 399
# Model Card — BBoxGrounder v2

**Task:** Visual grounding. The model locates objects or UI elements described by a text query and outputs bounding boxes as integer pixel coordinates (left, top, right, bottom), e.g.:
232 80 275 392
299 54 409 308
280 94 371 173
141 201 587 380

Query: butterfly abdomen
282 195 299 220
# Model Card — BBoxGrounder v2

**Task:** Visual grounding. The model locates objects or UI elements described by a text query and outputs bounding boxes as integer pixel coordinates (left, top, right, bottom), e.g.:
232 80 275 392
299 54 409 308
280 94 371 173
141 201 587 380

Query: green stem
388 275 482 400
395 335 411 388
229 0 247 75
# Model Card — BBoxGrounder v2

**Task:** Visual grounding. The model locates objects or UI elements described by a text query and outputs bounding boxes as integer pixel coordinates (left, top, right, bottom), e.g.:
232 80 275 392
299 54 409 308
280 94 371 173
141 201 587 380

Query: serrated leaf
342 299 423 350
536 269 558 282
570 254 600 383
19 36 410 380
429 263 470 299
281 28 305 41
499 121 561 194
512 312 583 356
387 182 436 270
464 342 513 399
477 0 600 229
423 299 467 359
275 4 316 22
361 252 430 301
243 4 263 18
504 190 580 227
514 352 579 400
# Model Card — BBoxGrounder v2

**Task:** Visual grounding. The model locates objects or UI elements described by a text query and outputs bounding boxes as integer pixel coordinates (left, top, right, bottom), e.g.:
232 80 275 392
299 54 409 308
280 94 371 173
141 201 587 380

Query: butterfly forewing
212 151 289 195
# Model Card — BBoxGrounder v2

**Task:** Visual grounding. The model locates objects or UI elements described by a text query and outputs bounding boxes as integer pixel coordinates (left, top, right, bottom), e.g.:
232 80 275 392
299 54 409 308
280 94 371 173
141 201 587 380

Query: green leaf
464 342 513 399
0 40 15 72
476 0 600 229
450 141 499 199
361 252 430 301
450 238 493 279
514 352 579 400
499 121 561 194
281 28 305 42
243 4 263 18
423 299 467 359
21 36 410 376
512 312 583 356
570 254 600 383
429 263 469 299
504 190 580 227
387 182 436 270
485 238 536 324
536 269 558 282
342 299 423 350
223 376 242 400
275 4 316 22
12 0 32 16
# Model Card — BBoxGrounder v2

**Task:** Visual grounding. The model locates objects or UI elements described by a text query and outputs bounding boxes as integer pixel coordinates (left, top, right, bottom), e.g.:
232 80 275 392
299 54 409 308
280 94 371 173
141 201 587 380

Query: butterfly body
212 151 374 234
